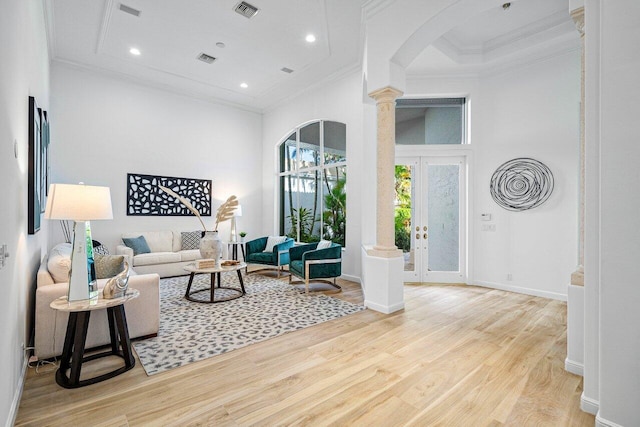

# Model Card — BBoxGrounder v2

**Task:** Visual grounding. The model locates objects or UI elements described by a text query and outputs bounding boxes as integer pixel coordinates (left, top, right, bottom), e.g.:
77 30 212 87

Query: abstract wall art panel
127 173 212 216
489 158 554 212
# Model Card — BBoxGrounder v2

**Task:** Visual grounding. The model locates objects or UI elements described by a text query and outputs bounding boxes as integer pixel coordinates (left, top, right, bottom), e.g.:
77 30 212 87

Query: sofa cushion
133 252 181 266
179 249 201 262
94 254 125 279
181 231 201 250
122 236 151 255
47 243 72 283
264 236 286 252
247 252 275 264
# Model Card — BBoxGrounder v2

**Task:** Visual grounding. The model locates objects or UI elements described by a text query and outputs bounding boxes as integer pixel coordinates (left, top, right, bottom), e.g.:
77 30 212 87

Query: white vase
200 231 223 266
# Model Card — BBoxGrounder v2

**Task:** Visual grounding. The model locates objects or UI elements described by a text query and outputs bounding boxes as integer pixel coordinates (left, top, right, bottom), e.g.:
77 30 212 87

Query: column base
362 245 404 314
571 265 584 286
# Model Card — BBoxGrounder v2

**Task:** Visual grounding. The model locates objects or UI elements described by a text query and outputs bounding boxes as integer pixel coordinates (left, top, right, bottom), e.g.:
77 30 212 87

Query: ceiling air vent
119 3 141 17
196 53 216 64
234 1 259 19
281 67 294 74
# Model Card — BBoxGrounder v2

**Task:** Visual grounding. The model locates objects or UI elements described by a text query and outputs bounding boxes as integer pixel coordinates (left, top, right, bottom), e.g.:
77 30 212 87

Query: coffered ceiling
45 0 578 111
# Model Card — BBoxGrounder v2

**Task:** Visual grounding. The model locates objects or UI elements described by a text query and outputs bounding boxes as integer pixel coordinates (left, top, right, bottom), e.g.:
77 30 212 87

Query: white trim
473 280 567 301
6 356 28 427
580 393 599 415
364 300 405 314
564 357 584 376
596 414 624 427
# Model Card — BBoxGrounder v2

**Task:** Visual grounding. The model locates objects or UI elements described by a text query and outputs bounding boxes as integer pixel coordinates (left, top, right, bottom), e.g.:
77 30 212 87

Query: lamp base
68 221 98 301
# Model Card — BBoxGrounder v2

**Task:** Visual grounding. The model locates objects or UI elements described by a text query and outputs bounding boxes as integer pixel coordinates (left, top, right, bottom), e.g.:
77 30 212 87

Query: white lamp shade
234 205 243 217
45 183 113 221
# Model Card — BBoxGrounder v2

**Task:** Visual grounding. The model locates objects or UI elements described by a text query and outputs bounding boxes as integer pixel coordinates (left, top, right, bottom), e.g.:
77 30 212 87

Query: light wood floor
16 279 594 426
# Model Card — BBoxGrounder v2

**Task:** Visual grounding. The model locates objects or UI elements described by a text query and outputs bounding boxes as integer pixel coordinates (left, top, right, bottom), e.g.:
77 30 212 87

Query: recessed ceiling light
216 42 226 48
305 34 316 43
129 47 141 56
240 82 248 89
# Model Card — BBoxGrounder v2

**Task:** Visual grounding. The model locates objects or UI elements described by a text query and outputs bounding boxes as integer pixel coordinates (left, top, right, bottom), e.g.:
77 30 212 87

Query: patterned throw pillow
93 244 110 255
94 254 125 279
181 231 202 250
316 240 332 250
263 236 287 252
122 235 151 255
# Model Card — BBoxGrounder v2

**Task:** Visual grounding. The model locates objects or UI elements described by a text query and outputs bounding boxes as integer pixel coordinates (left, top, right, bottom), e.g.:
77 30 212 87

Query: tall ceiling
46 0 578 111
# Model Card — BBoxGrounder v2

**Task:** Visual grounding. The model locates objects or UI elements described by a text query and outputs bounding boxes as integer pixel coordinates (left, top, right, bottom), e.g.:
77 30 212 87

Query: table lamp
45 183 113 301
230 204 242 242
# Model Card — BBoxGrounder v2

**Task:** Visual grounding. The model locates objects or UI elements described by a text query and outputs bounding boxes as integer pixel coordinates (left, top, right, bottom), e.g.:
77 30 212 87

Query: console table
50 289 139 388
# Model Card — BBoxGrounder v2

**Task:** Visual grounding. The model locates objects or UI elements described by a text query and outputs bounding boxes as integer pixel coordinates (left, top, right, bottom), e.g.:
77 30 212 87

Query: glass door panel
395 158 420 282
427 163 460 272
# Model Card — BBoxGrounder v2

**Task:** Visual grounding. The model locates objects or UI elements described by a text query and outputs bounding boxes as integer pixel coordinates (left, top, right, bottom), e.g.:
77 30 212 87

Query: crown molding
42 0 57 59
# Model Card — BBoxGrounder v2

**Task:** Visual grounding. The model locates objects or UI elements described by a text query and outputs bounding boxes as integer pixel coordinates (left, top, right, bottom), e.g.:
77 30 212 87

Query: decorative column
368 86 403 257
571 7 585 286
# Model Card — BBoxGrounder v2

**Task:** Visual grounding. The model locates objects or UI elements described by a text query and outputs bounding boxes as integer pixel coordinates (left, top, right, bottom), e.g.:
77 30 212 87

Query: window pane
396 98 465 145
427 164 459 272
280 133 297 173
395 165 414 271
324 121 346 164
299 122 320 169
322 166 346 246
297 171 322 242
280 175 296 238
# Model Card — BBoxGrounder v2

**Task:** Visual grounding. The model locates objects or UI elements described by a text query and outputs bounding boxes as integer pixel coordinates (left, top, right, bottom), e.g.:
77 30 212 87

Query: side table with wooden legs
50 289 139 388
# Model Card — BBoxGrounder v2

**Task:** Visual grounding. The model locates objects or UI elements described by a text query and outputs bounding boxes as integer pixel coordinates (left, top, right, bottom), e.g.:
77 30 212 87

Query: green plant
394 165 412 252
322 175 346 246
287 207 320 242
239 231 247 238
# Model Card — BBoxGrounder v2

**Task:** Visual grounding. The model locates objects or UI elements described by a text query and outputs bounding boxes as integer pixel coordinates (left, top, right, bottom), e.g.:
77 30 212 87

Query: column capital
368 86 404 103
571 7 585 37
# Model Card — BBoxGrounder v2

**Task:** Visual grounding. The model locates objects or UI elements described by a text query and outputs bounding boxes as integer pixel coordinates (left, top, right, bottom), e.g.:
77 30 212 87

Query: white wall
594 0 640 424
262 71 364 280
407 50 580 299
0 0 50 425
50 64 263 252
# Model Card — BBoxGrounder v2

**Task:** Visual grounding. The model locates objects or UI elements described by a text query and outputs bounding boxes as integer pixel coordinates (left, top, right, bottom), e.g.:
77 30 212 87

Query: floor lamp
45 183 113 301
230 204 242 242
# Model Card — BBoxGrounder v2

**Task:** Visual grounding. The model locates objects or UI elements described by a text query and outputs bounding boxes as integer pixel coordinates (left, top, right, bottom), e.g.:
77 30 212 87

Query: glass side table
50 289 139 388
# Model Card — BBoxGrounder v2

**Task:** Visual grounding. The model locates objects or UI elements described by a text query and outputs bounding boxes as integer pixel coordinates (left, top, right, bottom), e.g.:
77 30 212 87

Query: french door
395 156 466 283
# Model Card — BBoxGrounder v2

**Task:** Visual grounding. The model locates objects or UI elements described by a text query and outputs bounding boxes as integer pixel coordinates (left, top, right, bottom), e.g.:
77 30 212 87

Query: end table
50 289 139 388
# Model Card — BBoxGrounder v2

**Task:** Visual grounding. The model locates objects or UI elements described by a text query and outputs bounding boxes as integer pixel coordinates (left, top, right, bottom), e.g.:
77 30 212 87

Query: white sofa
35 243 160 360
116 231 204 278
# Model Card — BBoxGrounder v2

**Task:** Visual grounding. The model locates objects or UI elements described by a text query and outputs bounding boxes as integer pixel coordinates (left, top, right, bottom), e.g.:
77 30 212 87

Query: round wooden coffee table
183 262 247 303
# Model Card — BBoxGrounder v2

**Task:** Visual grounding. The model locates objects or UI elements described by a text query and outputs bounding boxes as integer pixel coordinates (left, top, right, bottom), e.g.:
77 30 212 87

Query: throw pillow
122 235 151 256
47 243 73 283
181 231 202 250
263 236 287 252
93 244 110 255
94 254 125 279
316 239 332 250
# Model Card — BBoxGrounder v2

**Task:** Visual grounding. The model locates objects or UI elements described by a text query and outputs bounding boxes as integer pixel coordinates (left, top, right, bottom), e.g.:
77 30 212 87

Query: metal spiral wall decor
489 158 554 211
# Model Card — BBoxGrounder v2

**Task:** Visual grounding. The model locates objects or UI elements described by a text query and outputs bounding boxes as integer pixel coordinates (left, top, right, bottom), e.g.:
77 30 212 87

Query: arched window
277 120 346 246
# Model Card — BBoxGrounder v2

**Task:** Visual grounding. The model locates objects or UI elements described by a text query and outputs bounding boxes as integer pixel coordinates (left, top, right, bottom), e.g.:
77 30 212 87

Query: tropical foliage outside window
278 121 346 246
395 165 412 251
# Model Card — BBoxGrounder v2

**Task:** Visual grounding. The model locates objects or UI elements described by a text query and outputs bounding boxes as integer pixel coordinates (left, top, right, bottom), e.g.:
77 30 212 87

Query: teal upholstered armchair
288 242 342 294
245 236 295 277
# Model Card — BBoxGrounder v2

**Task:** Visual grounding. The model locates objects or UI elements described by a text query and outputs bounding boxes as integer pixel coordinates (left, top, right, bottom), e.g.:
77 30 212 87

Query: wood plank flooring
16 279 594 426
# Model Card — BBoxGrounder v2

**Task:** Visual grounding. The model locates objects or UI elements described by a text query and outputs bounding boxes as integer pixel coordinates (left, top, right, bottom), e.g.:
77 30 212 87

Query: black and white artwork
489 158 554 212
127 173 212 216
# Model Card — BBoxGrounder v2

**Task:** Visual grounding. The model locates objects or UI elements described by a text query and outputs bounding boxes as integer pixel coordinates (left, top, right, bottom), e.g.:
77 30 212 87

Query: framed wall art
127 173 212 216
28 96 42 234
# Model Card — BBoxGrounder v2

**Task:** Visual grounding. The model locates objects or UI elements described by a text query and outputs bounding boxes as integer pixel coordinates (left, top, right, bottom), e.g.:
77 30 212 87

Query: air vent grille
234 1 259 19
119 3 141 17
281 67 294 74
196 53 216 64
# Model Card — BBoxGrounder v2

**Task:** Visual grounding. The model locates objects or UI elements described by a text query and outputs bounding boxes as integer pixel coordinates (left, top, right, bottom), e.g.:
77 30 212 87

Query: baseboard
6 355 28 427
564 357 584 376
340 274 361 284
474 280 567 301
596 413 624 427
364 299 404 314
581 392 599 415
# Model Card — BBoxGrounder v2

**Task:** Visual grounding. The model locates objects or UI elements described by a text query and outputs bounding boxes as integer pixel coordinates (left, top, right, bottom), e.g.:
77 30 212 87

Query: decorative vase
200 231 223 266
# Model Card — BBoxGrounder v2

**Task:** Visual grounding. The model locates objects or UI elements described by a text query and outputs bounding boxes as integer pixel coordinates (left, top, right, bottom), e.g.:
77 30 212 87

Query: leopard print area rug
133 273 365 375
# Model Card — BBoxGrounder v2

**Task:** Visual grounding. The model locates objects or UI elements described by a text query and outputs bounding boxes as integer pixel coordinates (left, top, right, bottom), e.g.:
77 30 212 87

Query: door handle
423 226 428 231
416 233 420 240
424 233 428 239
416 226 420 232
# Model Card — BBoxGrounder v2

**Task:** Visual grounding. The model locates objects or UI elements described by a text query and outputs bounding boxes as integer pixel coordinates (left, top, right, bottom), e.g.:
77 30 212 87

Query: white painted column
362 86 405 314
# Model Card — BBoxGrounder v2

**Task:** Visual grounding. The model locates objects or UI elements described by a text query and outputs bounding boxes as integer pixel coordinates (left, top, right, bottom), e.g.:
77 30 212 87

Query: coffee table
184 262 247 303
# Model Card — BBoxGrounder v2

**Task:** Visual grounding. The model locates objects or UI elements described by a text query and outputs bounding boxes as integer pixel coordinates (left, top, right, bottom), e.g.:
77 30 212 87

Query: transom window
278 120 346 246
395 98 467 145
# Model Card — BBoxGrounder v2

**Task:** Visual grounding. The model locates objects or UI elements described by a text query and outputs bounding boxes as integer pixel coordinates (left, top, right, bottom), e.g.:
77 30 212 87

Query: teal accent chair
245 237 295 277
288 242 342 294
